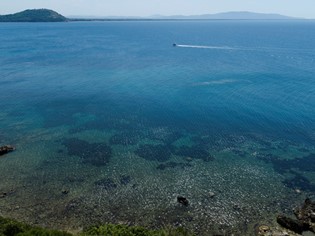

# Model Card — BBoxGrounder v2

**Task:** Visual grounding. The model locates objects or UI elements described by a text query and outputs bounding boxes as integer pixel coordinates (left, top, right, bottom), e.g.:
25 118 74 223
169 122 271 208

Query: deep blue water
1 21 315 235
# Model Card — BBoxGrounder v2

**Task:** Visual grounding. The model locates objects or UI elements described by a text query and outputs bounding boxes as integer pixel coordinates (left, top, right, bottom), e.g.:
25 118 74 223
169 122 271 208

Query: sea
0 20 315 235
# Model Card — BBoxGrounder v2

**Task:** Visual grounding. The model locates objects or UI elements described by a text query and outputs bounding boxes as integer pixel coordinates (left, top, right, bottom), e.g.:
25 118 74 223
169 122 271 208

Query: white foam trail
175 44 315 54
193 79 237 86
176 44 237 50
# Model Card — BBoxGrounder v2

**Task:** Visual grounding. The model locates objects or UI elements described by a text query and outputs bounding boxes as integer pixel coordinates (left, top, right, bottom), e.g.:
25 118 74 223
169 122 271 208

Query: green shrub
0 217 71 236
82 224 193 236
0 216 193 236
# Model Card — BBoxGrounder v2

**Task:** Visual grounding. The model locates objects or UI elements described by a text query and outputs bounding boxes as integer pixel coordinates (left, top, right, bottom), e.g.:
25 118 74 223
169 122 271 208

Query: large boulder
277 198 315 234
294 198 315 232
0 145 15 156
276 215 307 234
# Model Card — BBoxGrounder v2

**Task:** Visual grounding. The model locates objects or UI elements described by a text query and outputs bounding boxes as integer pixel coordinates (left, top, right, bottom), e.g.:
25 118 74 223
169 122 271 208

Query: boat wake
174 44 315 54
175 44 237 50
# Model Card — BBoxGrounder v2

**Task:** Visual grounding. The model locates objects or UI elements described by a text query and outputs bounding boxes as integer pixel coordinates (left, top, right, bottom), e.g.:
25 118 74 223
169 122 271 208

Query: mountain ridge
149 11 299 20
69 11 301 20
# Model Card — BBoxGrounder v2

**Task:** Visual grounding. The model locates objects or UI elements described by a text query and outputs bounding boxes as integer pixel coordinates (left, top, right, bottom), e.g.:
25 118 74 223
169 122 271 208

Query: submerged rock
175 145 214 162
295 198 315 221
294 198 315 232
62 138 112 166
119 175 131 185
109 132 140 146
177 196 189 206
257 225 270 235
276 215 306 234
0 189 15 198
185 157 193 162
208 191 215 198
62 189 69 195
0 145 15 156
94 178 117 190
156 161 191 170
134 144 173 162
276 198 315 234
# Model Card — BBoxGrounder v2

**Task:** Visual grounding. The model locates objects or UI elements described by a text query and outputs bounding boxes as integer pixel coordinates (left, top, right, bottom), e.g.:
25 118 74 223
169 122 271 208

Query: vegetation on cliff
0 216 192 236
0 216 71 236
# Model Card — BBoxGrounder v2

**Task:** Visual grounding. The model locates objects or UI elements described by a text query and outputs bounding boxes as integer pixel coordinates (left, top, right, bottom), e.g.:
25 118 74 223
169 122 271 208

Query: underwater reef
257 152 315 192
62 138 112 166
276 198 315 234
134 144 173 162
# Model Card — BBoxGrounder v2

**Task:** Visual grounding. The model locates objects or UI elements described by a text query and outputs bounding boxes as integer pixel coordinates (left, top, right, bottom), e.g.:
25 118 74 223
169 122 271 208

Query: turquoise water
1 20 315 235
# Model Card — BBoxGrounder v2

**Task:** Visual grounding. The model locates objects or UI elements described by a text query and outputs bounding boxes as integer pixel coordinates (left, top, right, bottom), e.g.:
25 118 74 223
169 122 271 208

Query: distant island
0 9 300 22
0 9 67 22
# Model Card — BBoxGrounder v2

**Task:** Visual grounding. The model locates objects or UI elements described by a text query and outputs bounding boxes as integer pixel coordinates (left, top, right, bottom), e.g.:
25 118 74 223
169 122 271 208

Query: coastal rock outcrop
276 215 306 234
294 198 315 232
0 145 15 156
277 198 315 234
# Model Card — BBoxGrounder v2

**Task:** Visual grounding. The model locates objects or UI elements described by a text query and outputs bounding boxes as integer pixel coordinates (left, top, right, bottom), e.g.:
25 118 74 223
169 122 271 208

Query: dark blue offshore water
1 21 315 235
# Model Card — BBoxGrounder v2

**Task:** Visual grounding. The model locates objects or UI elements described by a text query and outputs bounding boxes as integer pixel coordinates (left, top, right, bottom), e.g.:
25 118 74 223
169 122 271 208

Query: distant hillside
151 11 298 20
68 11 299 21
0 9 67 22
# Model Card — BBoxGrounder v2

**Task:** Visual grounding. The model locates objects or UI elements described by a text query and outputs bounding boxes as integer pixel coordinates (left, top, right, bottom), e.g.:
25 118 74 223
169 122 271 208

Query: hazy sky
1 0 315 18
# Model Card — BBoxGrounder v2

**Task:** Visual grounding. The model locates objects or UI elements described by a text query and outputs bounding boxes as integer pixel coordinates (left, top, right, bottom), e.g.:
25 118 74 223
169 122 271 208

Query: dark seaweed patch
258 153 315 174
94 178 117 190
192 135 218 148
134 144 173 162
283 172 315 192
231 149 247 157
62 138 112 166
156 162 192 170
288 153 315 172
175 145 214 162
298 148 309 153
68 118 112 134
109 132 140 146
257 153 315 192
38 99 87 128
119 175 131 185
149 130 182 145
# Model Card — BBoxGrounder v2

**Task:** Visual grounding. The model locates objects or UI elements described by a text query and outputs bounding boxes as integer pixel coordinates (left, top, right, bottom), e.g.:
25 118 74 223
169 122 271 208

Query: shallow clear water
1 20 315 235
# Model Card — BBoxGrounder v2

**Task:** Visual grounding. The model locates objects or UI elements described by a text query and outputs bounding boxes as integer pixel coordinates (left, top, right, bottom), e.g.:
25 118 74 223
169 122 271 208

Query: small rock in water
177 196 189 206
0 145 15 156
94 178 117 190
62 189 69 194
185 157 193 162
295 189 301 194
258 225 270 234
120 175 131 185
209 191 215 198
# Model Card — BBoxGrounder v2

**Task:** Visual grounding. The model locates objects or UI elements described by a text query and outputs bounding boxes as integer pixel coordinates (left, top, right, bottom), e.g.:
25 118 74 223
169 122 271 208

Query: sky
0 0 315 18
